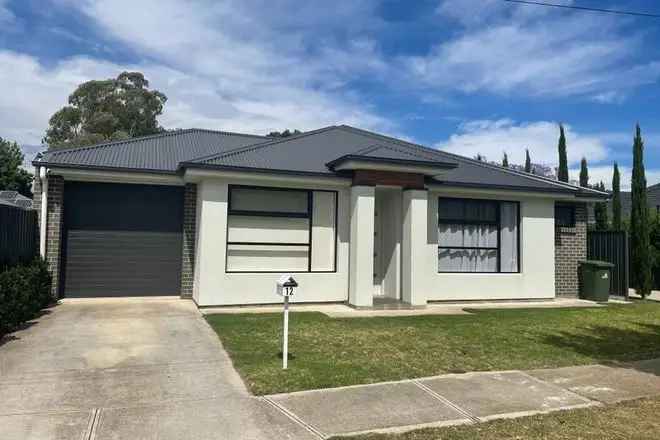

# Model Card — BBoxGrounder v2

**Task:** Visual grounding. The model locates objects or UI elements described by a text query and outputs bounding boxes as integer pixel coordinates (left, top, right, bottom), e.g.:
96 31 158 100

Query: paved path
201 297 607 318
265 359 660 438
0 298 314 440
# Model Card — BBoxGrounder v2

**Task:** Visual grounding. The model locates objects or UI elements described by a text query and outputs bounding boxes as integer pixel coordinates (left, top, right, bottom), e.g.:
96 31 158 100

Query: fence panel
0 204 37 267
586 230 629 297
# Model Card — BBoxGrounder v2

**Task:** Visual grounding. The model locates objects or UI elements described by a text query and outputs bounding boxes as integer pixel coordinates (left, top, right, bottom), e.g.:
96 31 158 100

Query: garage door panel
64 230 183 298
62 182 184 298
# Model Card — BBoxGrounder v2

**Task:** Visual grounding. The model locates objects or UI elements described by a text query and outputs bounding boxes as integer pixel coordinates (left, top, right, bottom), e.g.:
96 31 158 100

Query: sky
1 0 659 190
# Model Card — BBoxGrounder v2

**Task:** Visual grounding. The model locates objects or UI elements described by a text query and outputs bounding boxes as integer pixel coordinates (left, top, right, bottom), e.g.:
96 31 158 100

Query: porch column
349 185 375 308
401 189 429 306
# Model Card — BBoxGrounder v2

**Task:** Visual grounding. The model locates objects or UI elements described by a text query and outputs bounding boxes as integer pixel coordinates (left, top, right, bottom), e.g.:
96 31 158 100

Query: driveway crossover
0 298 314 440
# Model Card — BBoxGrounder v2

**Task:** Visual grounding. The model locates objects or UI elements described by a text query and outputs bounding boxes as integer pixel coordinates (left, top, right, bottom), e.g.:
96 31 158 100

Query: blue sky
1 0 659 189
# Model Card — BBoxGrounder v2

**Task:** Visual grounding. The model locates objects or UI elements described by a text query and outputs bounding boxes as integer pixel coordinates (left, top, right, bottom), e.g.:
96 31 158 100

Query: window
226 186 337 272
555 204 575 228
438 198 519 273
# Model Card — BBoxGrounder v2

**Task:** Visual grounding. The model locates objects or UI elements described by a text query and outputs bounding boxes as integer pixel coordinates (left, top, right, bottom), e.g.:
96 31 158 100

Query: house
588 183 660 223
32 125 607 307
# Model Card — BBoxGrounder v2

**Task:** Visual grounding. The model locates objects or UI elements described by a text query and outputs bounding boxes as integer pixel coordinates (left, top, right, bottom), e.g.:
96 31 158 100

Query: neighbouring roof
0 191 33 209
35 129 269 173
34 125 608 198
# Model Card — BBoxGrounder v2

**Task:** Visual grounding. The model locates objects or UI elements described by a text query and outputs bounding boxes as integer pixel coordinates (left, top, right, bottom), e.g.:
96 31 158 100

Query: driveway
0 298 315 440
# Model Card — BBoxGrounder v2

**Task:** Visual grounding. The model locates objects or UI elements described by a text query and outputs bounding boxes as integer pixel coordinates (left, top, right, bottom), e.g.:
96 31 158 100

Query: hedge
0 258 52 337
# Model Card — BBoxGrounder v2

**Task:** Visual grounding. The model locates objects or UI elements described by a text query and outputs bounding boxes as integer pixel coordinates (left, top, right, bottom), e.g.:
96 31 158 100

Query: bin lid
580 260 615 268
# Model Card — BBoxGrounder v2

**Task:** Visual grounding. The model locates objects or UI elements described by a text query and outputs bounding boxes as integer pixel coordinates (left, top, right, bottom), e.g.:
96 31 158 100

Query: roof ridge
337 125 603 195
187 128 269 139
39 128 268 160
191 126 338 164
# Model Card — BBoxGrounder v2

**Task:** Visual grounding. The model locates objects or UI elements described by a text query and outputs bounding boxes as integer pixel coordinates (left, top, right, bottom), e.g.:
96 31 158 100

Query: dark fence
587 230 629 297
0 203 37 267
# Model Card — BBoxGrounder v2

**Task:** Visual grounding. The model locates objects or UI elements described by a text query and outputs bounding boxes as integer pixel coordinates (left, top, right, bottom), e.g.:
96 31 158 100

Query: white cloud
437 119 608 167
0 49 391 156
570 165 660 192
1 0 394 157
407 0 660 100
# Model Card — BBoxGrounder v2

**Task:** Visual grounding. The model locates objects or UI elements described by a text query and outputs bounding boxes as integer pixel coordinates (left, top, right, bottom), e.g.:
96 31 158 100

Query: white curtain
438 223 498 272
438 199 518 273
499 202 519 272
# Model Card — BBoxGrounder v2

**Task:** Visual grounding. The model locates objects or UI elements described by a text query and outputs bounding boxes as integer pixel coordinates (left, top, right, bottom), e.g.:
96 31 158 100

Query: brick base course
180 183 197 298
33 175 64 298
554 202 587 297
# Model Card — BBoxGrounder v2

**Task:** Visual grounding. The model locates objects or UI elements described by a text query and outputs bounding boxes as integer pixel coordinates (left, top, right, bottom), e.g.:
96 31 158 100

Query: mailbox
276 274 298 370
276 274 298 297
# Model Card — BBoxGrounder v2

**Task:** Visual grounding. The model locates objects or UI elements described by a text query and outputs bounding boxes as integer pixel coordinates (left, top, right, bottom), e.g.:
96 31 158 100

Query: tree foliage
611 162 622 231
630 124 652 297
579 157 589 187
502 152 509 168
43 72 167 150
0 137 32 197
524 149 532 173
593 182 609 230
557 124 569 182
266 129 302 138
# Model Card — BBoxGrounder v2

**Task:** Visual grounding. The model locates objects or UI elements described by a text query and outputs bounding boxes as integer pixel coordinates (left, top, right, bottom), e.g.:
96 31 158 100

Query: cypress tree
630 124 652 297
557 124 569 182
612 162 622 230
502 152 509 168
594 181 609 230
524 149 532 173
579 157 589 187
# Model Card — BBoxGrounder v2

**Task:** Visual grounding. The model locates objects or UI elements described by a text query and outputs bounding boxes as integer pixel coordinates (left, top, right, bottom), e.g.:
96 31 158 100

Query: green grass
339 397 660 440
205 302 660 395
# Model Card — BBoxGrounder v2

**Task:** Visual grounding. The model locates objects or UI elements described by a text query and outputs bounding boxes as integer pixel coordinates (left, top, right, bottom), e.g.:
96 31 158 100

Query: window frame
437 197 521 274
555 203 576 228
225 184 338 273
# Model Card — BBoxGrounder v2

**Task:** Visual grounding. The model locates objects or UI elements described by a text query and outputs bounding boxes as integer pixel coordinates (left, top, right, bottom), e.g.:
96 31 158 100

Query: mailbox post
276 274 298 369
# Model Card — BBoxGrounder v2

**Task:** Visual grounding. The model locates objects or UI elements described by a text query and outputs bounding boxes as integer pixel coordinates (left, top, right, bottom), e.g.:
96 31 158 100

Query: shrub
0 258 52 336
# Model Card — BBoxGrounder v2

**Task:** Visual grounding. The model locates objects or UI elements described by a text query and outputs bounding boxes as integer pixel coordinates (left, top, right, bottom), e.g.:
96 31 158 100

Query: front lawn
205 302 660 395
339 397 660 440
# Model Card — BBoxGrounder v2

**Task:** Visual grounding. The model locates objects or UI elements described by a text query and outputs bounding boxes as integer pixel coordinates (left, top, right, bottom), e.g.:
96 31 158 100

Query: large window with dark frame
226 185 337 273
438 198 519 273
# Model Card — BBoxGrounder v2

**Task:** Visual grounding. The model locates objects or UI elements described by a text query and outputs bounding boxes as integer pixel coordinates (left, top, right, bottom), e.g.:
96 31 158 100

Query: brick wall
33 175 64 298
180 183 197 298
554 202 587 297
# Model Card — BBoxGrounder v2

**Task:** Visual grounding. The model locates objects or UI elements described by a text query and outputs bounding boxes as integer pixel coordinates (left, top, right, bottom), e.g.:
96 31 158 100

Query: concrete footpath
263 358 660 438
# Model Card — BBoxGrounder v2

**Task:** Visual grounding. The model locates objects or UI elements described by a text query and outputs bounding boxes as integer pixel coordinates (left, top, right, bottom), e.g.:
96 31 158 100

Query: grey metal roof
325 144 458 170
34 129 269 173
33 124 607 198
188 125 607 197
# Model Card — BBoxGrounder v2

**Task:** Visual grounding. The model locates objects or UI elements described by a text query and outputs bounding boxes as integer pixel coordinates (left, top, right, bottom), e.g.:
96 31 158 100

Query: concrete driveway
0 298 315 440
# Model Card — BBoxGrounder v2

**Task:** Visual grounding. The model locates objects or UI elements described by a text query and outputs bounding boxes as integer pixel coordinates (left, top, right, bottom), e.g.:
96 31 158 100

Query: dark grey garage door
62 182 184 297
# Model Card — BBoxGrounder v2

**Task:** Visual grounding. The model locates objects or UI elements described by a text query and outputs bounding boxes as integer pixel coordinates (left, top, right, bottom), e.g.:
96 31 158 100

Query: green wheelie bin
579 260 614 302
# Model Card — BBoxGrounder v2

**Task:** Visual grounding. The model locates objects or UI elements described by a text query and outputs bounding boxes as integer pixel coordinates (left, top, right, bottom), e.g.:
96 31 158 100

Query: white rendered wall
348 185 375 307
193 178 350 306
401 189 431 305
425 191 556 301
